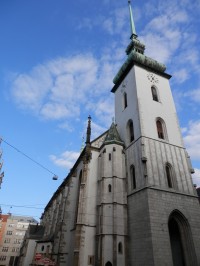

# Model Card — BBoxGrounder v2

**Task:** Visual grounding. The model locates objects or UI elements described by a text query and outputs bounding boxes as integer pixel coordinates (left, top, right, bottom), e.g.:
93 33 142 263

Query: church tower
96 122 127 266
112 1 200 265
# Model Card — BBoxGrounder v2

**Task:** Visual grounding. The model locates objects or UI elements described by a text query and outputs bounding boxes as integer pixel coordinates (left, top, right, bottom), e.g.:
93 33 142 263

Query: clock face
147 73 159 84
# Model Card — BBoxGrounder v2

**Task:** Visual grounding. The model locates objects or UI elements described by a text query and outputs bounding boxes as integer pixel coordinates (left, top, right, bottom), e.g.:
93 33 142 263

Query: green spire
128 0 137 38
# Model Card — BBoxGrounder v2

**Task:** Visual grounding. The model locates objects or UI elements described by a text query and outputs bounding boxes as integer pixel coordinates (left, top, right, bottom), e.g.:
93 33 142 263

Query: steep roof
28 224 45 239
103 123 124 146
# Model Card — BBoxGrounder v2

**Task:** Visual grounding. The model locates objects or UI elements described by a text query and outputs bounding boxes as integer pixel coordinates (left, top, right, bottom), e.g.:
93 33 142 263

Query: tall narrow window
131 165 136 189
118 242 123 254
166 164 173 188
156 119 165 139
123 92 127 109
127 119 134 143
130 121 134 142
151 86 158 101
108 184 112 192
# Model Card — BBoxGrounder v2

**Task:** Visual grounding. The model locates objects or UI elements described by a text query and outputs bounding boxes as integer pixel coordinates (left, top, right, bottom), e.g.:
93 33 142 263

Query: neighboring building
28 2 200 266
0 215 9 246
0 215 37 266
18 224 45 266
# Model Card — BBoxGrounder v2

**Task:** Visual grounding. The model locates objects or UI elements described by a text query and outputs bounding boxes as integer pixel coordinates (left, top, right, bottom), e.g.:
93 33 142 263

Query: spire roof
128 0 137 38
86 115 91 144
104 122 124 146
111 1 168 91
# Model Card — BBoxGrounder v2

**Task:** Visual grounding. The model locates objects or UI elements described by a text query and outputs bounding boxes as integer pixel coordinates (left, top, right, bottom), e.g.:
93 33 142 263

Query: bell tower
112 1 200 265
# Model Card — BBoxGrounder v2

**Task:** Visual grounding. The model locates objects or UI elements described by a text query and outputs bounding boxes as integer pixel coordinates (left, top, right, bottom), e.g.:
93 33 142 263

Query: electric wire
0 204 44 210
1 137 58 177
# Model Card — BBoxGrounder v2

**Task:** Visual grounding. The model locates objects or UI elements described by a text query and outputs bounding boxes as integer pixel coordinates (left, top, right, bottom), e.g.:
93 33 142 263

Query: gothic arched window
127 119 134 143
108 184 112 192
151 86 158 102
156 118 167 140
123 92 128 109
131 165 136 189
165 163 173 188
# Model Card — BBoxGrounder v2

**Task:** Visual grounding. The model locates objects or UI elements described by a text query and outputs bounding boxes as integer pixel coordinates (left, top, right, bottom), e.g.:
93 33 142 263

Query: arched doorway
105 262 112 266
168 210 197 266
169 218 185 266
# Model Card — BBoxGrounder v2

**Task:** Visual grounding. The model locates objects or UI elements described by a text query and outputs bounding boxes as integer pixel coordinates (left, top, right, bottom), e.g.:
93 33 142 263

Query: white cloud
50 150 80 169
103 19 114 35
192 168 200 187
173 69 189 84
102 7 128 35
40 102 80 120
11 65 52 111
50 74 74 102
86 96 114 128
141 33 172 63
141 17 183 64
182 89 200 104
183 121 200 160
91 121 107 140
190 89 200 103
10 54 117 123
140 0 199 73
58 122 74 132
181 127 187 134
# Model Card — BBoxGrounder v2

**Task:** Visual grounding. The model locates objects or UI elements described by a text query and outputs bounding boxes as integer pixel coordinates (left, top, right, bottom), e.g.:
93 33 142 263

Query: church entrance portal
168 210 197 266
169 217 185 266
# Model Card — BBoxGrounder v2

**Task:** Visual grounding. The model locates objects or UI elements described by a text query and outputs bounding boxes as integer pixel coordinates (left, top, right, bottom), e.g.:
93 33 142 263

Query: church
24 1 200 265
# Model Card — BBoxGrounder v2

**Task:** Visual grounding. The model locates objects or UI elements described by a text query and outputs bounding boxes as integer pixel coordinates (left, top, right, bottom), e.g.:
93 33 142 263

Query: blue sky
0 0 200 220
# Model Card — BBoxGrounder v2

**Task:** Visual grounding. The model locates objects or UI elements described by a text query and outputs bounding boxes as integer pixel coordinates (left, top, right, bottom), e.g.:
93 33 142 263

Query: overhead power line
0 203 44 210
0 137 58 179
